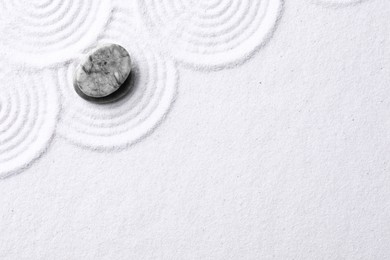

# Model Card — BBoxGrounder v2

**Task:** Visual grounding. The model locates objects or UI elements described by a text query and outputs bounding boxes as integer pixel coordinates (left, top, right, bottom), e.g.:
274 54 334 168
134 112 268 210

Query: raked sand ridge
0 0 368 176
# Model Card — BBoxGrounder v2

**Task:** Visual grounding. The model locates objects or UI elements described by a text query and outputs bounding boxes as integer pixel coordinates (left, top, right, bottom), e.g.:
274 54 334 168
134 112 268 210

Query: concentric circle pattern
0 0 112 67
56 7 177 150
136 0 283 68
0 70 59 178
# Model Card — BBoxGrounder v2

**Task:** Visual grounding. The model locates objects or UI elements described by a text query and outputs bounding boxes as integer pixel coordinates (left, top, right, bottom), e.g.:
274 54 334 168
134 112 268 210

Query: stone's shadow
74 66 139 104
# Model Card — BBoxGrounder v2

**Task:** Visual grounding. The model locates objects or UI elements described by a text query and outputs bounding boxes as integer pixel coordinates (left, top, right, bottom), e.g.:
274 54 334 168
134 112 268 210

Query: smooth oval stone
74 44 131 98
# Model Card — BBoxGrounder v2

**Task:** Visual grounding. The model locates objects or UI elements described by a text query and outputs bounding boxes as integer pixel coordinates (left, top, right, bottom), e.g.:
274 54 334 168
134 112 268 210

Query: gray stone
74 44 131 98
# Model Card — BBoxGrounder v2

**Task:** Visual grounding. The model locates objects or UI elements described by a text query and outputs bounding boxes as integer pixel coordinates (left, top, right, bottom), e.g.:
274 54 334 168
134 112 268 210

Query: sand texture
1 0 390 259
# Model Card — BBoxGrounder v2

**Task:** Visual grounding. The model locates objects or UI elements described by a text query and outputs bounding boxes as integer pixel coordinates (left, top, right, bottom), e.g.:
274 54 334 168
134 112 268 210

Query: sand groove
136 0 283 68
0 0 111 67
0 70 59 178
56 7 177 150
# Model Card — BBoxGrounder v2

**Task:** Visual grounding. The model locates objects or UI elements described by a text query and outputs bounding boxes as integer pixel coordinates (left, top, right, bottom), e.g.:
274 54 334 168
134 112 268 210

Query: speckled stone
74 44 131 98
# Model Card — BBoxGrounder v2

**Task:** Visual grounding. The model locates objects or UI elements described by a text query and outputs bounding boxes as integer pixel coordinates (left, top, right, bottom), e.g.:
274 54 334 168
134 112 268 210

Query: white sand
0 0 390 258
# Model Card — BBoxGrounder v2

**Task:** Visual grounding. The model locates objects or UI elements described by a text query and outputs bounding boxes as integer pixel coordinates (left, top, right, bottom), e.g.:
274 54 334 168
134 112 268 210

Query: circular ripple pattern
136 0 282 68
0 0 111 67
57 7 177 150
0 70 59 178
